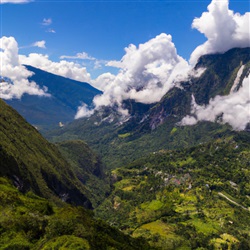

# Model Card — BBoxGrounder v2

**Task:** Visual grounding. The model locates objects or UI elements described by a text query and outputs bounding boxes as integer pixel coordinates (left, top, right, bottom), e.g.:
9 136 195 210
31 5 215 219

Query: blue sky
1 0 249 77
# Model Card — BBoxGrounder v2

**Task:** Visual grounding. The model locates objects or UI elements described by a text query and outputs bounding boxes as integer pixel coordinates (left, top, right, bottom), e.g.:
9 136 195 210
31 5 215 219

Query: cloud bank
181 75 250 130
0 36 49 100
75 103 94 119
1 0 249 132
190 0 250 64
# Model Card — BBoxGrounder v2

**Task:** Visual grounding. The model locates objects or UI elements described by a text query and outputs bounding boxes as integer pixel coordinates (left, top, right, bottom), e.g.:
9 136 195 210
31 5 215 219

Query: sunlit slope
96 133 250 249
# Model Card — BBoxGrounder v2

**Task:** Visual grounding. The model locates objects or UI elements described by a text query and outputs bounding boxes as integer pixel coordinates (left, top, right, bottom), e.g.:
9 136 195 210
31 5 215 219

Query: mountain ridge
6 65 102 130
46 47 250 169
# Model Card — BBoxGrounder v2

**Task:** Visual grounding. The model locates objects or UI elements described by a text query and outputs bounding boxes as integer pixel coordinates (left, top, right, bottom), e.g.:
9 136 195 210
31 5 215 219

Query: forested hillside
95 133 250 249
0 99 151 249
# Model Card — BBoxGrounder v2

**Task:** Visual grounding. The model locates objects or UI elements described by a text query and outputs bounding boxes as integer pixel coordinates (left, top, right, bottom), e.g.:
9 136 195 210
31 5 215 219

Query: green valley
95 133 250 249
0 177 151 249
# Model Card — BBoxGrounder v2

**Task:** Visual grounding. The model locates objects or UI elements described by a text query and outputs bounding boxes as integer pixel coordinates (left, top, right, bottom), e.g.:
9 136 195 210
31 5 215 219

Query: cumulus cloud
181 75 250 130
75 33 191 118
32 40 46 49
19 53 91 83
1 0 32 3
190 0 250 65
91 72 116 91
92 33 190 109
76 0 249 120
0 36 49 100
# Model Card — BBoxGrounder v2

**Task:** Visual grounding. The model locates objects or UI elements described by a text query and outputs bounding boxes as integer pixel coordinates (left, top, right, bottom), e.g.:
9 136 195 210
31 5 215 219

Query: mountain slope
56 140 110 207
0 99 152 249
0 99 95 208
46 48 250 169
0 177 152 250
6 65 102 130
145 47 250 130
95 132 250 249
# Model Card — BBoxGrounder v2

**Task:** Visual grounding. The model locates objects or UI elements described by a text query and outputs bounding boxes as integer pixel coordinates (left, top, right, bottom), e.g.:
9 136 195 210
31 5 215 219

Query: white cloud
76 0 250 119
75 33 192 118
42 18 52 26
74 103 94 119
60 52 108 70
0 0 32 3
91 33 190 111
60 52 96 61
0 36 49 100
180 75 250 130
20 53 91 83
91 72 116 91
190 0 250 65
32 40 46 49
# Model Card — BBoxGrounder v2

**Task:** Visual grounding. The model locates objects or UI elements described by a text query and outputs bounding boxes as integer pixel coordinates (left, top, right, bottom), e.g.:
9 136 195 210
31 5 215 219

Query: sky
0 0 250 130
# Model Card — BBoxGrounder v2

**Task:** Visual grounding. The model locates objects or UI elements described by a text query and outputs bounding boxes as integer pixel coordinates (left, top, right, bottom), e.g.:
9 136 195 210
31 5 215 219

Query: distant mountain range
46 47 250 169
6 65 102 130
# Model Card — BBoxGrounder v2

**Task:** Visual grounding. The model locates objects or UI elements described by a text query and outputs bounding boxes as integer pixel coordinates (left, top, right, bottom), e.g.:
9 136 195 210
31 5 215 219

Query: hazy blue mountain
6 65 102 130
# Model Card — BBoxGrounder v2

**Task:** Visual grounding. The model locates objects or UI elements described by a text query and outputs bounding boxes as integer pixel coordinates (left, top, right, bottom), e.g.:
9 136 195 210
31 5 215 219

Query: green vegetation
56 140 110 207
1 48 250 249
0 177 152 250
0 99 95 207
118 133 132 138
95 133 250 249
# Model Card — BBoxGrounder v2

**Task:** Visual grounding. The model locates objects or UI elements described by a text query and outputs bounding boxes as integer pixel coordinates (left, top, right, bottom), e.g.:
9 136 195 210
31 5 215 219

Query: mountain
0 99 97 208
6 65 102 130
95 132 250 249
46 47 250 169
1 47 250 249
0 99 153 249
147 47 250 130
0 177 152 249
